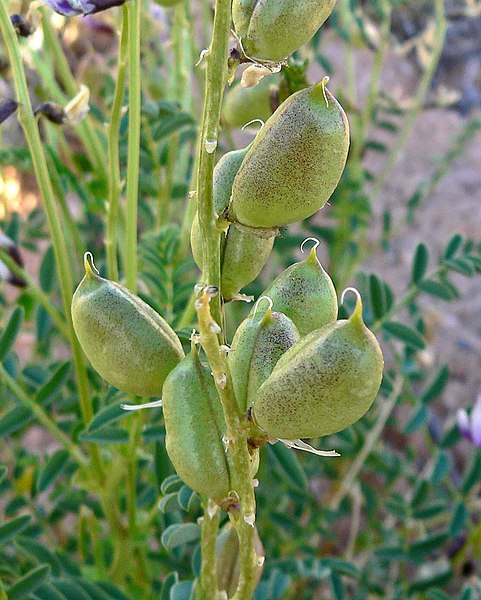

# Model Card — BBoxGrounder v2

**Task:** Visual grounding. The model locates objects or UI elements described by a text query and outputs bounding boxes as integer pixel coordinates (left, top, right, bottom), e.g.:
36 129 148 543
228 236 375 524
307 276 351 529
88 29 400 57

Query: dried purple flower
457 395 481 447
0 100 19 124
11 14 36 37
44 0 125 17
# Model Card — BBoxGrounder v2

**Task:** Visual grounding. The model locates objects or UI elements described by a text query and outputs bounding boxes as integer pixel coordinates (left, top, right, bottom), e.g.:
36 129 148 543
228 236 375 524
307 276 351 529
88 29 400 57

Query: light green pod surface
163 347 231 503
71 254 184 397
253 295 383 439
233 0 337 61
228 305 300 413
190 144 274 300
222 74 279 129
259 246 337 336
229 82 349 230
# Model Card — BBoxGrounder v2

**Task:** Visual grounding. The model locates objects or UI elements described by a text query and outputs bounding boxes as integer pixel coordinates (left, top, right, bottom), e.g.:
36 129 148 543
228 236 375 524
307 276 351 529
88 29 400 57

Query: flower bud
257 240 337 335
253 290 383 439
233 0 337 62
71 253 184 397
228 80 349 232
228 298 300 413
162 346 233 504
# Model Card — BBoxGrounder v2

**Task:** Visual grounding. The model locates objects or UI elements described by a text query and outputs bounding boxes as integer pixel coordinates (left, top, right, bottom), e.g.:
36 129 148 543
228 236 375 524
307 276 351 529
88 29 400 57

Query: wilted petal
0 100 18 124
44 0 127 16
456 408 473 442
470 396 481 447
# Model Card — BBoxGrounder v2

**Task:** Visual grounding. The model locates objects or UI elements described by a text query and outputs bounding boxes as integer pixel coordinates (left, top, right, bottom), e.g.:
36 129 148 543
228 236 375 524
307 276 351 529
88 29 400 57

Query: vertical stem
40 8 106 179
0 2 93 430
106 5 129 281
198 500 221 598
196 292 259 600
371 0 446 203
195 0 231 326
125 0 141 293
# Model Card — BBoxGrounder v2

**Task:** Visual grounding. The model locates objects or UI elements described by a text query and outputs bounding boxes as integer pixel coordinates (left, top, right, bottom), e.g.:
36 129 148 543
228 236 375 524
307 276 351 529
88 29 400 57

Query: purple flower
45 0 125 17
457 395 481 447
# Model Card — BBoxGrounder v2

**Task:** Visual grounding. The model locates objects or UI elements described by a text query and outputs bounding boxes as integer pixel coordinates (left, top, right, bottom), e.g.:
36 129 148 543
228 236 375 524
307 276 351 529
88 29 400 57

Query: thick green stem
125 0 141 293
195 0 231 326
197 499 221 599
106 5 129 281
196 292 259 600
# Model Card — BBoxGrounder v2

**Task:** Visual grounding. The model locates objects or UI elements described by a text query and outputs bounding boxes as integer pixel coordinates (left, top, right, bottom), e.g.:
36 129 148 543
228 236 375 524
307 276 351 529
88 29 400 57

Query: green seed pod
190 144 274 300
222 74 280 130
216 525 264 597
162 345 232 503
191 216 274 301
228 79 349 231
253 289 383 439
258 238 337 336
229 298 300 413
233 0 337 62
71 253 184 397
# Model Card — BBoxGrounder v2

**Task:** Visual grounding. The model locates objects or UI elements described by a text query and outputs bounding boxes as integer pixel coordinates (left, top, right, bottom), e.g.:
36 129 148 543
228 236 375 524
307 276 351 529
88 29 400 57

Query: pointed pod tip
341 287 364 325
84 252 99 278
253 296 273 323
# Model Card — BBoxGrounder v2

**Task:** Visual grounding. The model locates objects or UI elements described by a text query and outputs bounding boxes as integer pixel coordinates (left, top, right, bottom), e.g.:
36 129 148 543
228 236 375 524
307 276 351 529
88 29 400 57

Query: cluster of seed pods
70 0 383 518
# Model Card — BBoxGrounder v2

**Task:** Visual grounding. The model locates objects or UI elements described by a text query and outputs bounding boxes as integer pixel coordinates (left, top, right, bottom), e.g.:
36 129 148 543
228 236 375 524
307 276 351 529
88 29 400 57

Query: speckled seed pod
191 145 274 300
71 253 184 397
258 241 338 336
162 345 232 504
228 80 349 231
253 290 383 439
228 299 300 413
233 0 337 61
222 74 280 129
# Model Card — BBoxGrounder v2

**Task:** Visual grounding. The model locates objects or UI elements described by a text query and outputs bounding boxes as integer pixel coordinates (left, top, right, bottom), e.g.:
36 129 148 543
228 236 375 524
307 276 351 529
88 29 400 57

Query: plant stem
195 0 231 326
196 291 259 599
198 499 221 598
0 365 88 466
371 0 446 203
125 0 141 293
0 249 69 339
0 3 104 480
0 3 93 429
329 376 403 510
40 8 106 178
106 5 129 281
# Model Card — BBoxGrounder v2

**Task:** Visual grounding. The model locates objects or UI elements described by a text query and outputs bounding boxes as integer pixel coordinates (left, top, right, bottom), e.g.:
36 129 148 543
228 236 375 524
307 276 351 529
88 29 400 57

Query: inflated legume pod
253 289 383 439
228 80 349 231
228 298 299 413
71 253 184 397
222 73 280 129
257 240 337 336
163 345 232 503
233 0 337 62
191 145 274 300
